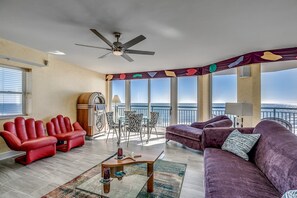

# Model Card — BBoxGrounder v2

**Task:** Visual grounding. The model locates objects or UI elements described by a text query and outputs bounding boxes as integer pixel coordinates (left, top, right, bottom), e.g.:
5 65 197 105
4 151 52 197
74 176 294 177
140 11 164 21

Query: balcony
117 104 297 134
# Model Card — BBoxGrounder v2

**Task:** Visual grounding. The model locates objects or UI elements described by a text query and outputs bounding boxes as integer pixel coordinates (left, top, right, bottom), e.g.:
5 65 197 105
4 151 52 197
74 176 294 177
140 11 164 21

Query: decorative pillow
282 190 297 198
222 129 261 161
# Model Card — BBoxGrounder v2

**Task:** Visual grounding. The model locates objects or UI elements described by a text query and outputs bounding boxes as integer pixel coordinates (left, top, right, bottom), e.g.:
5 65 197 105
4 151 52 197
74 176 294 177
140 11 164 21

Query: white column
125 80 131 110
170 78 178 125
196 75 199 121
107 81 112 112
148 79 151 117
237 64 261 127
198 74 211 121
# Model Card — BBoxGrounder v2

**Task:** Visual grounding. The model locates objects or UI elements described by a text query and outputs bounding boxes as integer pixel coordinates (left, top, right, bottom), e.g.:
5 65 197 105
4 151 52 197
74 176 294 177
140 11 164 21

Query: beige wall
0 38 106 153
237 64 261 127
198 74 211 121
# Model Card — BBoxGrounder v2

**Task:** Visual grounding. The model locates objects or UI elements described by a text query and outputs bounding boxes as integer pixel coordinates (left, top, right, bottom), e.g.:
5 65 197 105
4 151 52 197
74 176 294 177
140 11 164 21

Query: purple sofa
203 120 297 198
165 115 232 150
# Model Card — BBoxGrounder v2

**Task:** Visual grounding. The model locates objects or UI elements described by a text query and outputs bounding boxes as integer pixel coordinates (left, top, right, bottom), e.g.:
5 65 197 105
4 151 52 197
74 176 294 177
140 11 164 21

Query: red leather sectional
0 117 57 165
46 115 86 152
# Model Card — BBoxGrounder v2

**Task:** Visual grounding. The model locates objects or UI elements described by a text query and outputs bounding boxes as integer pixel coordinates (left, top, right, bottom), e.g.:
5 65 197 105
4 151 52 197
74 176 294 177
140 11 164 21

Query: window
212 68 237 117
151 78 171 127
112 80 125 116
261 62 297 133
131 79 148 117
0 66 26 117
178 76 198 124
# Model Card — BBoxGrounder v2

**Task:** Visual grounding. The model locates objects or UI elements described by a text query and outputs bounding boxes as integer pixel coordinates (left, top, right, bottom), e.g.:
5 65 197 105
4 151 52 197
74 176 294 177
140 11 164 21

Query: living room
0 0 297 198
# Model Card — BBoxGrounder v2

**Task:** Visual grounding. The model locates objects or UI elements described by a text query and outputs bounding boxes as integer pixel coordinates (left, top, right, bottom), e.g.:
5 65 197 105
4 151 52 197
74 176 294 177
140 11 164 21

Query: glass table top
76 173 149 198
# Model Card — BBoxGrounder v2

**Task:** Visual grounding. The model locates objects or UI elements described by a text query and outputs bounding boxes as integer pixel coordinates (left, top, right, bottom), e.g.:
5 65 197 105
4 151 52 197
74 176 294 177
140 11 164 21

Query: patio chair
106 112 120 141
126 113 144 146
124 110 136 131
143 112 159 138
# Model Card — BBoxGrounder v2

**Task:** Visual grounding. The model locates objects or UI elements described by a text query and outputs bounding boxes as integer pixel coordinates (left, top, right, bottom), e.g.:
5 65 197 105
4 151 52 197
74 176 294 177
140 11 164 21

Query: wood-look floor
0 129 204 198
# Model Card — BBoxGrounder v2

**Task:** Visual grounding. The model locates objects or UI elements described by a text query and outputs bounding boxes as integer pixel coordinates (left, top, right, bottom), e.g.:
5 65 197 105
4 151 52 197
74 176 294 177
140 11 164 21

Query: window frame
0 65 27 119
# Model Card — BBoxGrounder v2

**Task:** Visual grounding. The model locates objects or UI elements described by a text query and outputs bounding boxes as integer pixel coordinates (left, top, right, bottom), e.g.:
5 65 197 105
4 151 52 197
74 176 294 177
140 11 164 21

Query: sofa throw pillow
282 190 297 198
222 129 261 161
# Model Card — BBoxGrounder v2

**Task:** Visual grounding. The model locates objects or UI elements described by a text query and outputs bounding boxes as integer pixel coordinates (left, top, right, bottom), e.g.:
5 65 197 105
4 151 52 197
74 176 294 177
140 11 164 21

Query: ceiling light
48 50 66 55
112 49 123 56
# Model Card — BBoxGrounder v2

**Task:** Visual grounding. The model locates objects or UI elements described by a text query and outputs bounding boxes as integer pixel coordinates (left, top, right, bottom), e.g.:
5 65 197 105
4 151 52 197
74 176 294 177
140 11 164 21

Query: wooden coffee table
101 150 164 193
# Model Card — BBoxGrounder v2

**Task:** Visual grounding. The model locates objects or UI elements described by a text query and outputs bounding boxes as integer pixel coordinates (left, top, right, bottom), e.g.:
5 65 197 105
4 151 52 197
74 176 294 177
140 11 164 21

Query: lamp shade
112 95 121 104
225 103 253 116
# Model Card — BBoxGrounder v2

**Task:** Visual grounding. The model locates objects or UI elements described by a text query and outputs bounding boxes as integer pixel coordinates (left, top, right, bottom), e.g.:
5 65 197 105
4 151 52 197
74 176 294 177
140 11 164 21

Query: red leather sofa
0 117 57 165
46 115 86 152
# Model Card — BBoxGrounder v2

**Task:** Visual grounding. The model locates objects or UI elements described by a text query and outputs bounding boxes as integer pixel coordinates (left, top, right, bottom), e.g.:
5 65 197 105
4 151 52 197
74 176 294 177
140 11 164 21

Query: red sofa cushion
20 136 57 150
54 130 86 141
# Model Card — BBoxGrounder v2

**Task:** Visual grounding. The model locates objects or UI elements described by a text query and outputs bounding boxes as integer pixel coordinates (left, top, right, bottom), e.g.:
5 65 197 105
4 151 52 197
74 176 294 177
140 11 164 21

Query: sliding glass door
131 79 149 117
261 62 297 133
212 68 237 117
151 78 171 127
178 76 198 124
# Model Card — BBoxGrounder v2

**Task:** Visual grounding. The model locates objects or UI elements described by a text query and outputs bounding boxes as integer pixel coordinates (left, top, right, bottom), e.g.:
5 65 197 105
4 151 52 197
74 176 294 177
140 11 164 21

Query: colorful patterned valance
106 47 297 81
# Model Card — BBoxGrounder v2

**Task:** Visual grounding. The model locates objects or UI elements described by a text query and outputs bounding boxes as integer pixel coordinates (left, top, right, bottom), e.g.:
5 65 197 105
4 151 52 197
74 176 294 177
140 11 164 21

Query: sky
262 68 297 105
212 74 237 103
112 67 297 105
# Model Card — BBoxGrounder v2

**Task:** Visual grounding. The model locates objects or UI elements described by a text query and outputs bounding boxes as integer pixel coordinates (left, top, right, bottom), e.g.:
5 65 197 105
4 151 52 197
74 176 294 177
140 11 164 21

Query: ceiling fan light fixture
76 29 154 62
112 49 123 56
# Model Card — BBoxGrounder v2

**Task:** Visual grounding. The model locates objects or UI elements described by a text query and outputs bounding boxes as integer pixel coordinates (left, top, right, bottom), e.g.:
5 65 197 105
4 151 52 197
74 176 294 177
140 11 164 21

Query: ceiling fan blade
123 35 146 49
98 52 111 59
121 53 134 62
125 49 155 55
75 43 111 50
90 29 114 48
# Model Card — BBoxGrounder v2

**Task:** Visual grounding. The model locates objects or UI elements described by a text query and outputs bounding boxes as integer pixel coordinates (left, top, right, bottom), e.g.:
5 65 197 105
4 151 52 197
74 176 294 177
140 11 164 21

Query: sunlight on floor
95 128 166 147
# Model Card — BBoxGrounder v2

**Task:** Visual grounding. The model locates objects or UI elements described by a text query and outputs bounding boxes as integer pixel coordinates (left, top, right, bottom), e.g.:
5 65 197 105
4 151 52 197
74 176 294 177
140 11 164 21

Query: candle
117 147 123 159
103 168 110 180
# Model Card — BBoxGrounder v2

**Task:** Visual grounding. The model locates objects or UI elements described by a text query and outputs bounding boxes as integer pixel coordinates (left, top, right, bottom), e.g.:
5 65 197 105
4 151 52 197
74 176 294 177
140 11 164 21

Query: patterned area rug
42 159 187 198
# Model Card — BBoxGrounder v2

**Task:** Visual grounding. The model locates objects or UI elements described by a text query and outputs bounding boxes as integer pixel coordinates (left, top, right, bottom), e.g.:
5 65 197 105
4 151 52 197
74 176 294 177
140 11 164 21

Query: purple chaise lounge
202 120 297 198
165 115 232 150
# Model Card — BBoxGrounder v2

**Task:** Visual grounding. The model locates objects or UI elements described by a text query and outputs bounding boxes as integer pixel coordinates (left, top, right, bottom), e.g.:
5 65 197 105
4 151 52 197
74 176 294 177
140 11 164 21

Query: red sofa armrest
202 127 254 150
73 122 83 131
0 131 22 151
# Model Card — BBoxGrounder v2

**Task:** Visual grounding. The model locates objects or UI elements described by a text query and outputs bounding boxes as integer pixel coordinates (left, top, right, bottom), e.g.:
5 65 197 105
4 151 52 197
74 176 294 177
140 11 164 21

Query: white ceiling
1 0 297 74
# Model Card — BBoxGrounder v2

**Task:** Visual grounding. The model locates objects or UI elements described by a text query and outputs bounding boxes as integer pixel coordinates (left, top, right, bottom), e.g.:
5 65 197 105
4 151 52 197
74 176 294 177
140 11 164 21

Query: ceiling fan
75 29 155 62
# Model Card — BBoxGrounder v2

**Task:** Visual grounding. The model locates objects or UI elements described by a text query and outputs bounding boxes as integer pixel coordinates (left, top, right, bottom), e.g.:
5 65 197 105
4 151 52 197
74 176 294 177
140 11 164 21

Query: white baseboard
0 151 25 161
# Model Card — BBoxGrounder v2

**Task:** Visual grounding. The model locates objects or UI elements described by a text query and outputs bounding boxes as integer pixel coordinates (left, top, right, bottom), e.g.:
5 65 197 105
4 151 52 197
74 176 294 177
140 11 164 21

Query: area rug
42 158 187 198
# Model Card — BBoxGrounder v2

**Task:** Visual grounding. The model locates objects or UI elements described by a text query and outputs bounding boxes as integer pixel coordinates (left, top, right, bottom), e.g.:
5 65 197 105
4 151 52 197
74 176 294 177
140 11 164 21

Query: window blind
0 66 26 117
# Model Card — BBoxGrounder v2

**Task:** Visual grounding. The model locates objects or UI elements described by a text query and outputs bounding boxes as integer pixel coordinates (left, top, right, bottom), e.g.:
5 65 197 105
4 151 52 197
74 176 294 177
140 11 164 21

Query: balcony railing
212 106 297 134
117 104 297 133
118 105 196 127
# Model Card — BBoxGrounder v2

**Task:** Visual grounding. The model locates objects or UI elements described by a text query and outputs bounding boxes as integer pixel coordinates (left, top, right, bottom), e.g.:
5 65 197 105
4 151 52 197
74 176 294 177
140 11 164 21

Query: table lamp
225 102 253 127
112 95 121 120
